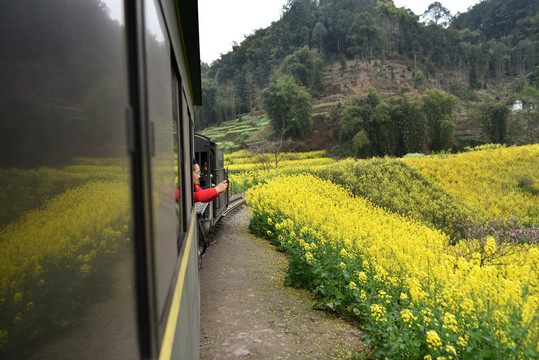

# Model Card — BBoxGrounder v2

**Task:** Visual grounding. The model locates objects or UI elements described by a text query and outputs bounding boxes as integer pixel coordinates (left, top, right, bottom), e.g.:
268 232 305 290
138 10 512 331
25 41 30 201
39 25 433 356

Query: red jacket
193 185 219 203
175 186 219 203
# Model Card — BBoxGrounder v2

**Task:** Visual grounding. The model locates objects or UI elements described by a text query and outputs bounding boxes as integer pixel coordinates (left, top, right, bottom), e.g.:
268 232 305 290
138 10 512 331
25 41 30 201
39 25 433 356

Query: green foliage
199 115 270 152
389 95 426 155
423 1 452 27
262 75 313 139
450 0 539 41
480 101 509 144
339 89 461 157
449 82 477 101
439 120 456 150
421 90 458 152
352 130 372 158
311 22 328 53
339 105 364 142
517 175 539 196
313 158 487 242
197 0 538 149
413 70 428 92
373 101 399 156
281 46 325 97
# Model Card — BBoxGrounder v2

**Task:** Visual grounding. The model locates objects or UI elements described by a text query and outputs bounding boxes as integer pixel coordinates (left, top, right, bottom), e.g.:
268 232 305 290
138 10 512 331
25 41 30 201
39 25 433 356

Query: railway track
222 196 246 217
199 195 246 256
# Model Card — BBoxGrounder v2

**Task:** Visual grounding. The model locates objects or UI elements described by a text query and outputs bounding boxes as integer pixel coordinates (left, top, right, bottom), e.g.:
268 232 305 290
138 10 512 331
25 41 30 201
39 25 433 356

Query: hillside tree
280 46 325 97
262 75 313 139
421 90 458 151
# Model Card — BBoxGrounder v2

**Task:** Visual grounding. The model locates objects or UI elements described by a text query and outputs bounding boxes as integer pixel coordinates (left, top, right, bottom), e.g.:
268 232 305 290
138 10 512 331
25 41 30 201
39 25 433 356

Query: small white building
511 99 523 113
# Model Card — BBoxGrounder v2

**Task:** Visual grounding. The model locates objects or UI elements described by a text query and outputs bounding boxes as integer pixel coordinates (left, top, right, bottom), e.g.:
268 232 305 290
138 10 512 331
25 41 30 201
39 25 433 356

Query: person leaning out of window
175 161 228 203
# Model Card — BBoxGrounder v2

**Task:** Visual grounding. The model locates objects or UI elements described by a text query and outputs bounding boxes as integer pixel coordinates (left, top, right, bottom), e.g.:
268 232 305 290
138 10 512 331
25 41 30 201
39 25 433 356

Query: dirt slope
199 206 364 359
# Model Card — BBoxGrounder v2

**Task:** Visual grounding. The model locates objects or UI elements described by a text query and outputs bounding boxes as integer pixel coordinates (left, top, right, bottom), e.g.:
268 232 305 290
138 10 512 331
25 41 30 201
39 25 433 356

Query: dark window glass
172 66 184 238
144 0 179 319
0 1 137 359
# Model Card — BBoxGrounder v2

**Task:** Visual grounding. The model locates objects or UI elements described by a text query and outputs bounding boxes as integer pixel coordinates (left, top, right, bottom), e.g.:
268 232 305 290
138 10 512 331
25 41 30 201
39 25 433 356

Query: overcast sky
198 0 482 64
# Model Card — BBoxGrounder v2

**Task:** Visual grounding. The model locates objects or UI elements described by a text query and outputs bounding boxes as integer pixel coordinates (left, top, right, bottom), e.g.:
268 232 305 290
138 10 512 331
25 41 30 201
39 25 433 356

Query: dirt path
199 206 364 359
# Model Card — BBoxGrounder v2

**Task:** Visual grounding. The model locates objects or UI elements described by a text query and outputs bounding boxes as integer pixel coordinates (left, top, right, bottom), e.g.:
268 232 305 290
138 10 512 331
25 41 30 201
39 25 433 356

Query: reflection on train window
172 65 183 238
144 0 179 322
0 1 137 358
189 109 195 202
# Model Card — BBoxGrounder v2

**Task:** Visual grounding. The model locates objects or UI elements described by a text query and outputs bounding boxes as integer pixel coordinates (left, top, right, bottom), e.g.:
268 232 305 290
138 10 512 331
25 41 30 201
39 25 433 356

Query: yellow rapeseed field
246 145 538 359
225 150 335 193
403 144 539 226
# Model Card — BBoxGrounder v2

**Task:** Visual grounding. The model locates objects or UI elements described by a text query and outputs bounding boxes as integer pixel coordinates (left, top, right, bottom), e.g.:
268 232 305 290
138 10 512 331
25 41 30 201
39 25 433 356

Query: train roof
195 133 216 147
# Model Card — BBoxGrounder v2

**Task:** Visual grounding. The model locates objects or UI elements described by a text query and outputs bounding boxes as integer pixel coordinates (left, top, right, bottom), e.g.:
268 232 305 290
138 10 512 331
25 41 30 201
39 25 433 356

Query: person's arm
194 186 219 203
193 180 227 203
214 180 228 194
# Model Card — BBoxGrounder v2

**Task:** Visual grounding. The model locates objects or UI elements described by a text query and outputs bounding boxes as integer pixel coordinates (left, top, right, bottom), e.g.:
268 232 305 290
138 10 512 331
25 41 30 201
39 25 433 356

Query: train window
143 0 179 326
0 0 138 358
189 107 195 203
171 65 184 238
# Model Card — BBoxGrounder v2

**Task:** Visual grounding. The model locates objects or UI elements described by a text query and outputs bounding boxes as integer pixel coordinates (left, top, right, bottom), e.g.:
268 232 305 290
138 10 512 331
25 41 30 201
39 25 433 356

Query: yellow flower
443 312 459 333
401 309 413 323
484 236 496 255
370 304 386 323
426 330 443 349
13 292 23 304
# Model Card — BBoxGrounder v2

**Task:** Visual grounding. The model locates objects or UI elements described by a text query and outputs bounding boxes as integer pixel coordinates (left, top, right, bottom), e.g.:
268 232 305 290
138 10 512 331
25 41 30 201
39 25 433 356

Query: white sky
198 0 482 64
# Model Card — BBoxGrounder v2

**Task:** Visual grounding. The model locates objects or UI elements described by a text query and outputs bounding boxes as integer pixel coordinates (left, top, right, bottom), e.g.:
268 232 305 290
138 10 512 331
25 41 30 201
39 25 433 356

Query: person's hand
215 180 228 194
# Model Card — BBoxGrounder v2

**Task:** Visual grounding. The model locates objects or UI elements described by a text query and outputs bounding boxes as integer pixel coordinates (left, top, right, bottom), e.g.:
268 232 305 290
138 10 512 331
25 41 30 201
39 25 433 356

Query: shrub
314 157 486 242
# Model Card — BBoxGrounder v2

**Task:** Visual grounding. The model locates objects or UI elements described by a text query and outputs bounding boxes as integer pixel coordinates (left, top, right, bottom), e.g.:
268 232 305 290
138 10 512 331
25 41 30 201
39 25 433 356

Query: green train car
0 0 204 358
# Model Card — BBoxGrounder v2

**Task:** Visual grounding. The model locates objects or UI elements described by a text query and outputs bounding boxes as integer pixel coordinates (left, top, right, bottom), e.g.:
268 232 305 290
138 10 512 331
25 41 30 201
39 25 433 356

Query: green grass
199 114 271 152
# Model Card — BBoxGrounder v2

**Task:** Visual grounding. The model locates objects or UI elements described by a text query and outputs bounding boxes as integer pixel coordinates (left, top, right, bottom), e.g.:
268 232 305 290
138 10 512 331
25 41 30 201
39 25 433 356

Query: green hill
197 0 539 155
